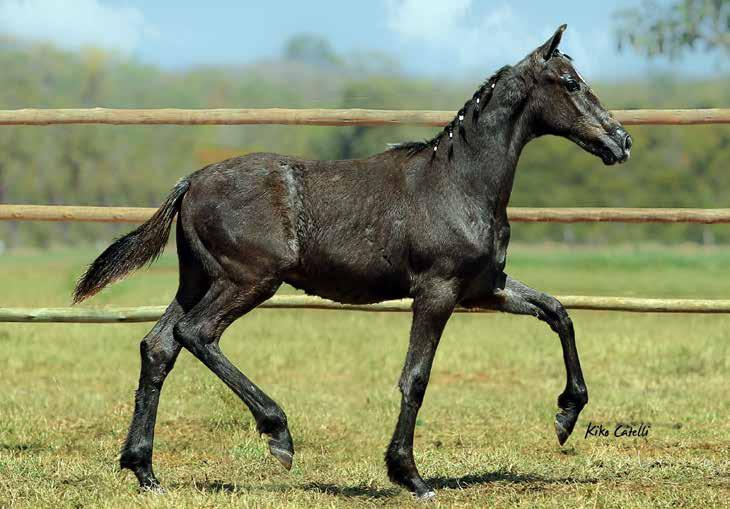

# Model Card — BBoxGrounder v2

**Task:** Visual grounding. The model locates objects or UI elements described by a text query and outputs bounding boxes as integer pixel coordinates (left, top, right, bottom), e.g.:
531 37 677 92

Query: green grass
1 244 729 508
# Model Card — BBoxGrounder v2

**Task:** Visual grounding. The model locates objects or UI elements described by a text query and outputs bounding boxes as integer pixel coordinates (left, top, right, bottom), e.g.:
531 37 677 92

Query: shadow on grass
195 481 245 494
193 469 598 499
427 469 599 490
195 480 398 499
301 482 399 499
0 442 44 452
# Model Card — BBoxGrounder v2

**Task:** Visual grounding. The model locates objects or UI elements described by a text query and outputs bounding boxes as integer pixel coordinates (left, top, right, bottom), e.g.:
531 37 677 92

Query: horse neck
436 97 533 213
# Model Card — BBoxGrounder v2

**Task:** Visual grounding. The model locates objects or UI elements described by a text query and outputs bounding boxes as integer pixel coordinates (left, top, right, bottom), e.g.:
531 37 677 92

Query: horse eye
563 78 580 92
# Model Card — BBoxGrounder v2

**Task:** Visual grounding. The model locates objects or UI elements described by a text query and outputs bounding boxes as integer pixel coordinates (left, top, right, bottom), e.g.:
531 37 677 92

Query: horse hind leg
119 300 184 491
172 277 294 470
118 225 212 491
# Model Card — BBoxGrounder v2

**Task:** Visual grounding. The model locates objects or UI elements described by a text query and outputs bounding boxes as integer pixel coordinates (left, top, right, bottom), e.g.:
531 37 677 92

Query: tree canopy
615 0 730 59
0 35 729 248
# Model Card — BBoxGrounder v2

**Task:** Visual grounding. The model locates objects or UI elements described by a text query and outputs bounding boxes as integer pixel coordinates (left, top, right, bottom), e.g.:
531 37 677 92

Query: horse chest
450 220 511 296
449 215 509 262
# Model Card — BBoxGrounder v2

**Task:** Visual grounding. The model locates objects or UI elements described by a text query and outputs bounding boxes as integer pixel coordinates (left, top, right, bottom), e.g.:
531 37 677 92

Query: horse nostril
624 134 633 151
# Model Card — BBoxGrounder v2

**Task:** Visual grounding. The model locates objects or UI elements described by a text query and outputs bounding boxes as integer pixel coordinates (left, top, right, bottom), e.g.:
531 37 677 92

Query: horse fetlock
558 386 588 410
119 443 152 470
385 450 434 499
120 452 161 490
385 445 416 481
256 407 288 434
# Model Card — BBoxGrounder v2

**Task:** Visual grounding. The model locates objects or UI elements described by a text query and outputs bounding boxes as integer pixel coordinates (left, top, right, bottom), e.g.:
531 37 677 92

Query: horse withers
74 25 631 500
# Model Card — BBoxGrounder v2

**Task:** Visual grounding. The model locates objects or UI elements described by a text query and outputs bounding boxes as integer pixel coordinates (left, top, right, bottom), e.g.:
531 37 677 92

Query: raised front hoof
265 428 294 471
554 408 580 446
269 443 293 470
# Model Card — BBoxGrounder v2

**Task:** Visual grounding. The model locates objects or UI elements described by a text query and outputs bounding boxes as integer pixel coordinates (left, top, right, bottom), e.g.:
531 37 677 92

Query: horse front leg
470 275 588 445
385 281 457 500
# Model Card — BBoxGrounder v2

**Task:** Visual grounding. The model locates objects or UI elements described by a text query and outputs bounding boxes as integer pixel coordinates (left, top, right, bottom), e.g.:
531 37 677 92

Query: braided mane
391 65 513 160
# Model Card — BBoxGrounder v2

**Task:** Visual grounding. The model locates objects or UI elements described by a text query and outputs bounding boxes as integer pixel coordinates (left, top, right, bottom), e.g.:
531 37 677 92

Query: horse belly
285 247 410 304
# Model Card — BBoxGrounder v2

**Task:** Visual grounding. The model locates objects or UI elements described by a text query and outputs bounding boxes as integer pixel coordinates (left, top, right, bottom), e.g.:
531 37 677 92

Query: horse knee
399 370 429 409
543 297 573 335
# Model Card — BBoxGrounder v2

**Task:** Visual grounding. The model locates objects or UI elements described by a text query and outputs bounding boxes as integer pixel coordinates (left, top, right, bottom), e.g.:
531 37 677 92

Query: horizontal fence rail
0 108 729 126
2 295 730 323
2 107 728 323
3 204 730 224
0 205 156 223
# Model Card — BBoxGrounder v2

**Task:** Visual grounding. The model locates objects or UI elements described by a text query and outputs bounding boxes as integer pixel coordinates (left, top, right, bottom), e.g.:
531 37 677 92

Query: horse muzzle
602 128 632 165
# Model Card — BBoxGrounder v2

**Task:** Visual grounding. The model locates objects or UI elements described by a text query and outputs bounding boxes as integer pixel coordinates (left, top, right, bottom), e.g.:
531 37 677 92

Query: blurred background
0 0 728 248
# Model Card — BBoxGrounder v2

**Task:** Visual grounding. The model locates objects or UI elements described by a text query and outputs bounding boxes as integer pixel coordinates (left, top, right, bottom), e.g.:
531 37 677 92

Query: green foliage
283 33 342 67
0 37 729 248
615 0 730 58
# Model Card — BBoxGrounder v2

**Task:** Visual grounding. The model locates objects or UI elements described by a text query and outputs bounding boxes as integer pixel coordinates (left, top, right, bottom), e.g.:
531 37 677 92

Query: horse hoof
416 490 437 502
265 428 294 470
140 482 165 495
554 409 577 446
269 443 294 470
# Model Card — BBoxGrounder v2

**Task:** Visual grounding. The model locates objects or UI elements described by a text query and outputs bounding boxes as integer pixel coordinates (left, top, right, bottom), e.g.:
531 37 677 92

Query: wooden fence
3 295 730 323
3 204 730 224
0 107 728 126
1 107 729 322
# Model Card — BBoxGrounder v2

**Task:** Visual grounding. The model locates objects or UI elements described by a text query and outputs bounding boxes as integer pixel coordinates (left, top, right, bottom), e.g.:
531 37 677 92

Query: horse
73 25 632 500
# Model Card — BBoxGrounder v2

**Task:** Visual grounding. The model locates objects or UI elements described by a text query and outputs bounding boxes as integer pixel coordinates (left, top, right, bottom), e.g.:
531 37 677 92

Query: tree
615 0 730 58
283 34 342 68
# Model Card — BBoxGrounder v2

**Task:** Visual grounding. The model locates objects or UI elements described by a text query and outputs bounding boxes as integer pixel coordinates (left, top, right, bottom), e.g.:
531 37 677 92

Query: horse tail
72 177 191 303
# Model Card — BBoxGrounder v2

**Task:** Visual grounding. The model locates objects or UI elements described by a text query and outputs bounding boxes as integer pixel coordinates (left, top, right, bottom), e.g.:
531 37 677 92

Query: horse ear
537 24 567 61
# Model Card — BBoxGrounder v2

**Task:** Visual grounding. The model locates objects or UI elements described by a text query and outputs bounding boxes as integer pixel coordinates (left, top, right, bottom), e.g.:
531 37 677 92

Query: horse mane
390 65 513 160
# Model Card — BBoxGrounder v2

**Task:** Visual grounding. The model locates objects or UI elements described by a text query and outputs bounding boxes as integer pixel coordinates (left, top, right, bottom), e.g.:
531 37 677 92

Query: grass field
1 244 729 508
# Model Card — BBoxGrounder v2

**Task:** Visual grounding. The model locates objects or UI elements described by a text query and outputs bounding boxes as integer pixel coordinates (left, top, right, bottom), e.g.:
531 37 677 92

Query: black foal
75 25 630 499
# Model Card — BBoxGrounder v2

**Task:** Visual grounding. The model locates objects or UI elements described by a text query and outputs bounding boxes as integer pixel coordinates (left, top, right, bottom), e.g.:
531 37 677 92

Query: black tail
73 178 191 303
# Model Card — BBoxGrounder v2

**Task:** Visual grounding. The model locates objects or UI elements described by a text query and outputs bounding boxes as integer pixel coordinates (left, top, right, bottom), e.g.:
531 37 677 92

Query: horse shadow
195 479 398 499
427 470 597 490
193 469 598 499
